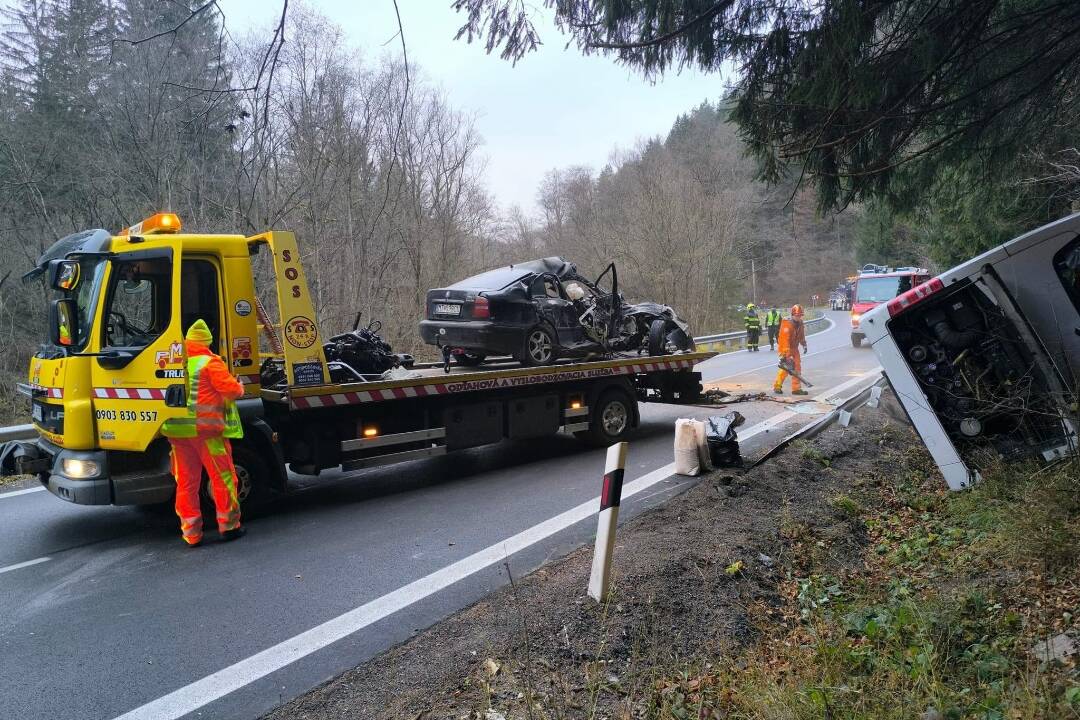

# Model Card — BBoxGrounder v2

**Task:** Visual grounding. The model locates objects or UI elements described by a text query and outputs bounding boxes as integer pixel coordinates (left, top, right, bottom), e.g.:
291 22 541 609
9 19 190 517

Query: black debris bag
706 412 744 467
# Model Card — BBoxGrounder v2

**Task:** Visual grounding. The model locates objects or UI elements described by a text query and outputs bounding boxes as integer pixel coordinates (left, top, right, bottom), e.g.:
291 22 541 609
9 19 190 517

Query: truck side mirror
49 299 77 347
47 259 81 291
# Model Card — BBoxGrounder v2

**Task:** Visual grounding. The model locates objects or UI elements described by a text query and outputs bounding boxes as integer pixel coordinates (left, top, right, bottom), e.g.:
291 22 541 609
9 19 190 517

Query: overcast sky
226 0 722 214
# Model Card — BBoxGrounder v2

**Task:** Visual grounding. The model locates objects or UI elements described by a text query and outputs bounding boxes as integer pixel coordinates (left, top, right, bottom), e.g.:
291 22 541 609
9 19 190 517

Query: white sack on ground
692 419 713 472
674 418 704 476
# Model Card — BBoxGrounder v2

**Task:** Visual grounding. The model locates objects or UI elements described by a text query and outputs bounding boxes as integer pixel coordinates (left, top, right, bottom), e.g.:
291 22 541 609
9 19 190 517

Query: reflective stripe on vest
161 355 243 439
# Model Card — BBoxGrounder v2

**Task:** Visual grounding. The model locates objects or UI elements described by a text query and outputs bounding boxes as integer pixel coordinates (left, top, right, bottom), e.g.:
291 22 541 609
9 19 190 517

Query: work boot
773 387 783 395
221 527 247 542
792 389 809 396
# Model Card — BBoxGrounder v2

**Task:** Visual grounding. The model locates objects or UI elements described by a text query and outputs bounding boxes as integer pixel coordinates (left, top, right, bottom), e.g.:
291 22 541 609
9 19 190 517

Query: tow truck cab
850 265 931 347
860 213 1080 489
0 214 300 505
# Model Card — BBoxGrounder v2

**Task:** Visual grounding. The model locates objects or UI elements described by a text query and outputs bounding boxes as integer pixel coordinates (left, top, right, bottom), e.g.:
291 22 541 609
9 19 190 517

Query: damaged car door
530 274 587 353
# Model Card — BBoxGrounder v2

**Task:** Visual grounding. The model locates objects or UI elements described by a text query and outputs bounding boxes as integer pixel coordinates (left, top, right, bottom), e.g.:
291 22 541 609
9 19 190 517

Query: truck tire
231 440 272 507
578 388 634 447
851 334 862 348
520 325 557 366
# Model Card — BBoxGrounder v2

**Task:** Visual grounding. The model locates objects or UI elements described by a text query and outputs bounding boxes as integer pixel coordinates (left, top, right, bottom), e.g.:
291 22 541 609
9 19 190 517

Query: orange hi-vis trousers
169 434 242 545
774 352 802 393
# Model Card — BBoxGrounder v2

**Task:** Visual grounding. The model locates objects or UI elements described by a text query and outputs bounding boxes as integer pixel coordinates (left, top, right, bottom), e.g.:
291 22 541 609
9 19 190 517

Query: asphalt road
0 310 878 720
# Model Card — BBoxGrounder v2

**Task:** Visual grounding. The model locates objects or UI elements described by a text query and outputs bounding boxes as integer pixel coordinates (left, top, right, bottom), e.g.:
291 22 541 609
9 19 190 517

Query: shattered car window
1054 237 1080 312
531 276 560 298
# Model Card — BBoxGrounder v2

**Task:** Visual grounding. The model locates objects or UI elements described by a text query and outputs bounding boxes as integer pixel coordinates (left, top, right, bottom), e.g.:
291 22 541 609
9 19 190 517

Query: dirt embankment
267 401 900 720
268 390 1080 719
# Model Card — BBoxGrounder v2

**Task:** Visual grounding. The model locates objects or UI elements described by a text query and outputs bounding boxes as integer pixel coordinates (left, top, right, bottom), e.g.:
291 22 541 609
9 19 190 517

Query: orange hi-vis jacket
776 318 806 356
162 340 244 438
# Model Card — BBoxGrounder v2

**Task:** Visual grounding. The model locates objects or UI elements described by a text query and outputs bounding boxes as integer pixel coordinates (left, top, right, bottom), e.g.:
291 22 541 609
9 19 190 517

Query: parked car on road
419 257 694 367
861 215 1080 489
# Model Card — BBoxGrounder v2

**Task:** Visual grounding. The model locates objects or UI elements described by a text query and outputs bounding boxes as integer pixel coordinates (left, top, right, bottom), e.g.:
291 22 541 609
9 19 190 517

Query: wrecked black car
419 257 694 368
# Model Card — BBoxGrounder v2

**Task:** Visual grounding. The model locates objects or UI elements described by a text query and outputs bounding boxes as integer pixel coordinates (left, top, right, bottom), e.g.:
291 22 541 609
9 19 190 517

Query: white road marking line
813 367 883 403
0 486 46 500
110 368 879 720
703 338 856 383
0 556 50 575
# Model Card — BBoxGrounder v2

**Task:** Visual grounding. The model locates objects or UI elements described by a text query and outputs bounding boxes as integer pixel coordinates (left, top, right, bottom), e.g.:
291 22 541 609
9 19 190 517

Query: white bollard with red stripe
588 441 628 602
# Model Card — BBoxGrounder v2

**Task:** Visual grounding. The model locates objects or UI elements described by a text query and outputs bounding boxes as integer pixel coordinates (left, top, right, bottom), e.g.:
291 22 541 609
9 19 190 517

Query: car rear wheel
453 351 486 367
521 325 557 366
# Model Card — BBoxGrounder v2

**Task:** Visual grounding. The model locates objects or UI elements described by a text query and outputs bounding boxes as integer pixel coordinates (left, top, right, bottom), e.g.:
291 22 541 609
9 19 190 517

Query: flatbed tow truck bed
266 351 712 410
250 350 715 486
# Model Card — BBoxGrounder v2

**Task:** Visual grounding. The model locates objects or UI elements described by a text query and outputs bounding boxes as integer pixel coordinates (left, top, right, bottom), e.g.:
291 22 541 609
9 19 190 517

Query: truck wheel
851 335 862 348
578 388 634 447
521 325 557 366
231 441 271 507
453 351 486 367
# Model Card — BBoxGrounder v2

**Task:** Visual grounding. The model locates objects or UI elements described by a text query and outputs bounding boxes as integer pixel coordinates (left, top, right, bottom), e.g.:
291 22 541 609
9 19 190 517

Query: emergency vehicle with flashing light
0 214 715 507
849 265 931 347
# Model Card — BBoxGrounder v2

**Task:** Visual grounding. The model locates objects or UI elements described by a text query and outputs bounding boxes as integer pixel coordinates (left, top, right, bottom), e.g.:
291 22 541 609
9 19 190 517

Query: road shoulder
264 400 908 719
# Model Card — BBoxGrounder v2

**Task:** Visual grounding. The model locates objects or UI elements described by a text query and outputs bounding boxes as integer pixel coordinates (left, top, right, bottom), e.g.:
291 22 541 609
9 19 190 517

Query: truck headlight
62 458 100 478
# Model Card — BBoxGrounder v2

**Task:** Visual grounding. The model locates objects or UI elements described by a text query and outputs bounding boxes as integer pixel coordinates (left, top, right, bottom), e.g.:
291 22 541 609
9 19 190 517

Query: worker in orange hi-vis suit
774 304 809 396
161 319 246 547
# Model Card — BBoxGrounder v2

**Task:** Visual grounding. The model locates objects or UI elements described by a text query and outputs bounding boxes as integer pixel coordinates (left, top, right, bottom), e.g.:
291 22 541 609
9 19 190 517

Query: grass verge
651 449 1080 719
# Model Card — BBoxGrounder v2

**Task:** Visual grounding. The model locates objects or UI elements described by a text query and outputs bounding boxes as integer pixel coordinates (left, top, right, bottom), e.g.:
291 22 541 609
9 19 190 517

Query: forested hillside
511 103 857 333
0 1 857 422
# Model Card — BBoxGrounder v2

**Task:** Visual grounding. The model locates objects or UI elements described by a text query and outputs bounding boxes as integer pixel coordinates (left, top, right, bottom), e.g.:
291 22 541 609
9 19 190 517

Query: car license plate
32 403 43 422
435 303 461 316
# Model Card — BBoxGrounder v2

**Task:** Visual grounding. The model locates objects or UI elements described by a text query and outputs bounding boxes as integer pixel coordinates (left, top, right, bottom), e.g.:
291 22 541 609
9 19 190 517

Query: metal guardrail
0 424 37 443
694 312 830 352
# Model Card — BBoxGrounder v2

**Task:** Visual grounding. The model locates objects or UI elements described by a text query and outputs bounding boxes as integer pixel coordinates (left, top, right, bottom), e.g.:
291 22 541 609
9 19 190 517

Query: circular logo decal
234 300 252 317
284 316 318 349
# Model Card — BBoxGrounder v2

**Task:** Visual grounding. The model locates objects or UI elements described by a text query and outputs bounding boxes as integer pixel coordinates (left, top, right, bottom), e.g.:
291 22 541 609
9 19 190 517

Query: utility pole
751 257 757 304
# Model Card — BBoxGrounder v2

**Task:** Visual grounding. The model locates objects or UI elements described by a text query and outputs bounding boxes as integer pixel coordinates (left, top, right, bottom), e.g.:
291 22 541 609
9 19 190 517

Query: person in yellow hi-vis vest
774 304 809 396
161 320 246 547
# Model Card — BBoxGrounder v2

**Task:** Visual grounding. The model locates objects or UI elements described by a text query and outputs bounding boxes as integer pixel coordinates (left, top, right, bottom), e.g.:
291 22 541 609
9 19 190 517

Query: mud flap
0 441 50 476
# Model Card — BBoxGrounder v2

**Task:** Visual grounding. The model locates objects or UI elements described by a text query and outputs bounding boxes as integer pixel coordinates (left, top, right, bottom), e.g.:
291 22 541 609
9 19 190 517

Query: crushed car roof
447 257 577 290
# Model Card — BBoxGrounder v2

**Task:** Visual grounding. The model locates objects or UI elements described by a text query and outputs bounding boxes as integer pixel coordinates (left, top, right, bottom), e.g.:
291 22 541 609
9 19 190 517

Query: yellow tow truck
0 214 714 506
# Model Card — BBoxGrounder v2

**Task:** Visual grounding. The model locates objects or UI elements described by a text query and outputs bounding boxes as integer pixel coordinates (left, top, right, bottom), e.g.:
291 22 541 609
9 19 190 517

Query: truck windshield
856 276 912 303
